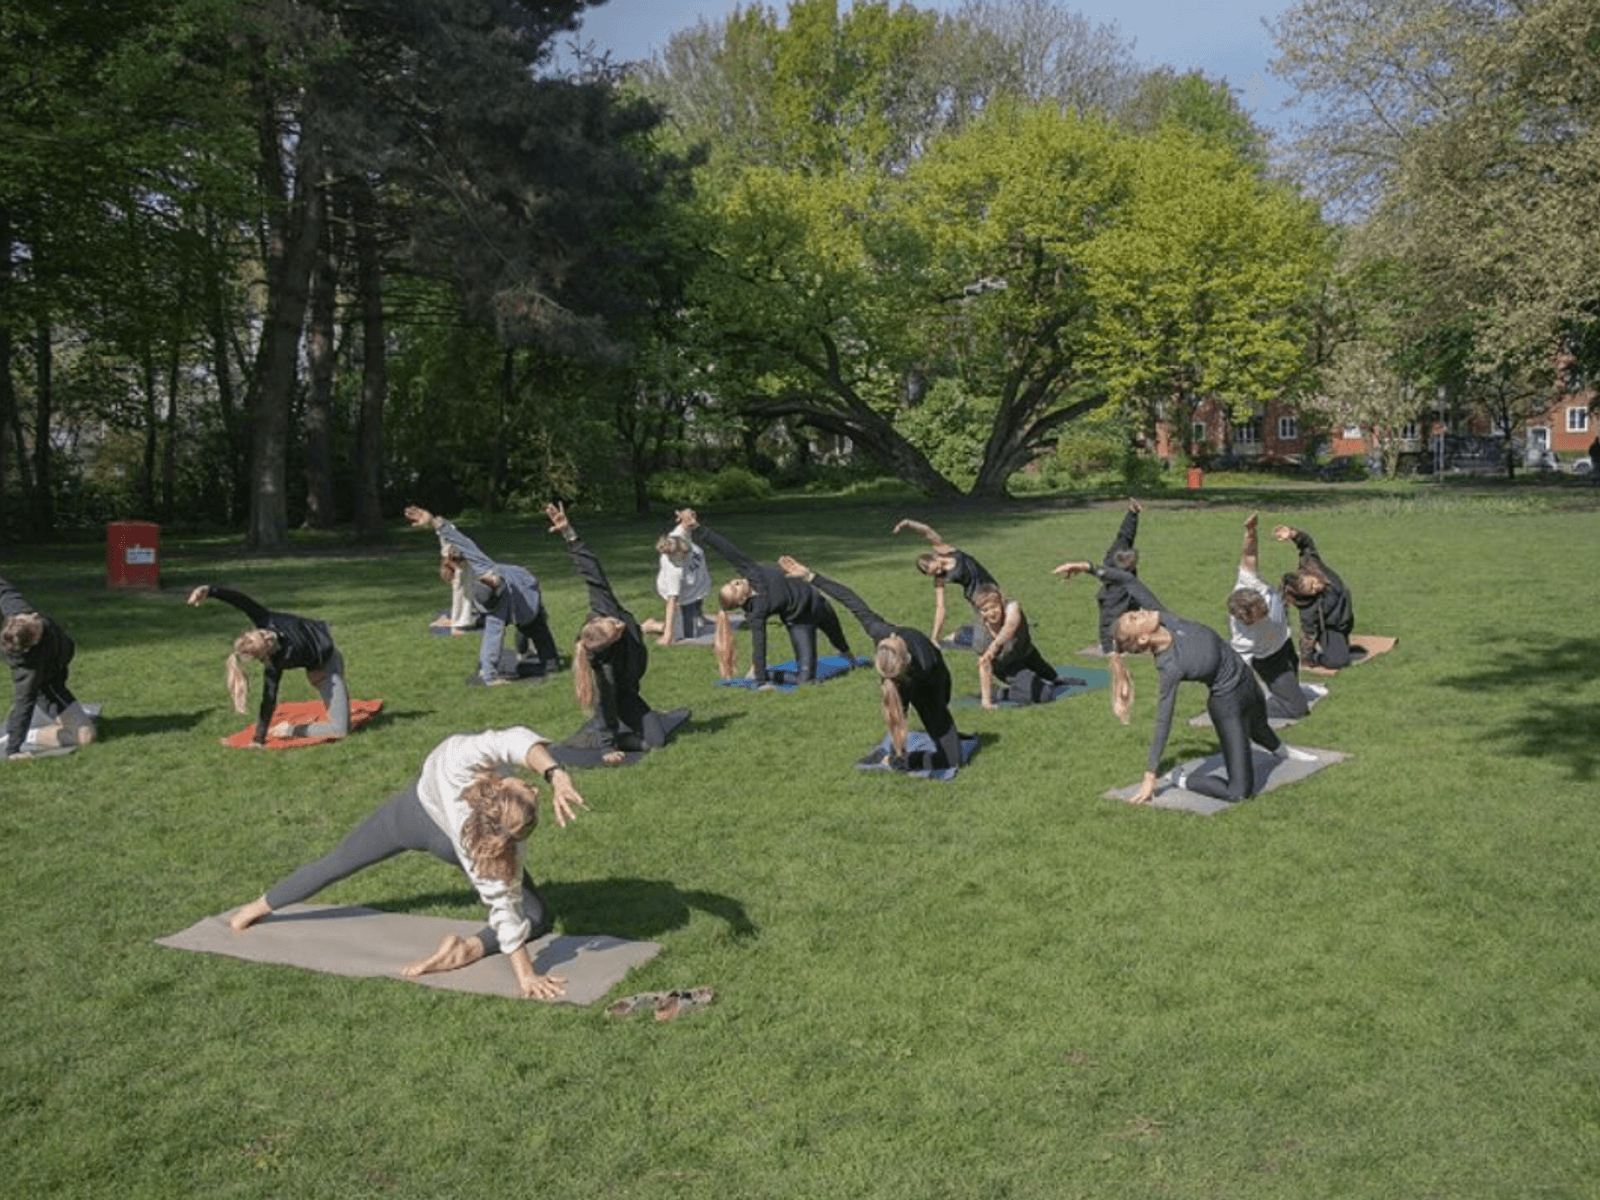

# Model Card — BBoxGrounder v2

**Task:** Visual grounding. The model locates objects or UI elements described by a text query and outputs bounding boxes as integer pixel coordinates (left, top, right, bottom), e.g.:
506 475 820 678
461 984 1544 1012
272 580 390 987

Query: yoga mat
157 904 660 1006
1104 746 1348 815
11 701 102 757
715 654 870 692
938 624 977 651
548 707 692 768
1304 634 1398 677
464 648 560 687
1188 682 1328 730
954 665 1110 708
855 730 980 781
222 699 383 749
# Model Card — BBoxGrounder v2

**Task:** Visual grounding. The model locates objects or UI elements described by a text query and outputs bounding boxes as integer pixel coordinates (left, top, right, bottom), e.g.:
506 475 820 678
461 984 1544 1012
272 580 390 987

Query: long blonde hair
458 771 537 883
714 581 744 679
572 617 621 711
875 636 911 758
226 629 276 714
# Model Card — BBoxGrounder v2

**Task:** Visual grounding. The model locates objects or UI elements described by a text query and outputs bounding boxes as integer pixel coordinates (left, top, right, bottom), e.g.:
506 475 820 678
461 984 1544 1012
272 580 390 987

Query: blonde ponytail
874 637 911 758
714 608 737 679
225 652 250 714
572 638 595 711
1108 651 1133 725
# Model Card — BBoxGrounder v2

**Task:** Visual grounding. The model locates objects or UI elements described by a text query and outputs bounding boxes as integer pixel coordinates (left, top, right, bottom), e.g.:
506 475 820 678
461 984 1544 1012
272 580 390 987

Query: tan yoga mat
1104 746 1349 816
157 904 661 1005
1304 634 1398 676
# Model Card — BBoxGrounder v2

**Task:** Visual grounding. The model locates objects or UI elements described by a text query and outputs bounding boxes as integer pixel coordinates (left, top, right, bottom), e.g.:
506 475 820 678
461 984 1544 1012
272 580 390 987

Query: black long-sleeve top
809 572 949 698
1287 530 1354 639
561 533 649 749
1147 612 1253 774
1091 563 1166 651
1094 508 1144 651
696 522 833 682
940 549 997 604
205 586 336 743
2 575 76 755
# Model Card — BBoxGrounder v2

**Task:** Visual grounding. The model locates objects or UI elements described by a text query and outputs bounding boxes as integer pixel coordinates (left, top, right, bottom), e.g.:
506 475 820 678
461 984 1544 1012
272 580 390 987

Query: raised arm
780 556 896 644
546 503 625 620
689 514 760 577
191 585 271 628
1239 512 1260 576
1104 498 1141 564
1090 564 1166 613
891 518 953 552
411 508 496 579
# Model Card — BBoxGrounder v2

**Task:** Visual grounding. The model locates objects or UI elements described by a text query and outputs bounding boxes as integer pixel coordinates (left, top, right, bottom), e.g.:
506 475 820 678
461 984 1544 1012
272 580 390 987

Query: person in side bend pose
1052 556 1166 720
188 585 349 745
2 574 94 758
890 517 998 644
970 584 1062 708
545 502 684 765
229 726 586 1000
778 555 964 773
1110 607 1316 804
405 506 561 683
639 510 712 646
1274 524 1357 669
678 510 854 685
1227 513 1319 720
1086 497 1148 653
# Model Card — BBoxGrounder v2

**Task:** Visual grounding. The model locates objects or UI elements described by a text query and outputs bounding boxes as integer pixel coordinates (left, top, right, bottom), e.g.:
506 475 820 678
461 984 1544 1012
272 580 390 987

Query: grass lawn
2 482 1598 1199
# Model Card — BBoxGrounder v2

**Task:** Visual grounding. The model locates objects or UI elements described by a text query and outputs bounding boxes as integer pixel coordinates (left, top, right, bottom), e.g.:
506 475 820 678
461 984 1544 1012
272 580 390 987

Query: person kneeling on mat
971 585 1062 709
1111 607 1315 805
3 573 95 758
1275 524 1358 669
779 555 964 774
230 726 585 1000
188 584 350 745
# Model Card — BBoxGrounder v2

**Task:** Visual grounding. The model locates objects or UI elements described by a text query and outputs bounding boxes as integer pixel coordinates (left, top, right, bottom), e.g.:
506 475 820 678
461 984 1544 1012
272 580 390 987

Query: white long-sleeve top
1227 564 1291 660
654 523 711 606
416 727 548 955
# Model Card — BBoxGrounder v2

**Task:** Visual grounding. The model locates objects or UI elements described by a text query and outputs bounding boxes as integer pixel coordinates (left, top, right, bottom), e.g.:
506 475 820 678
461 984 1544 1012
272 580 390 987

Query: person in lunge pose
228 726 586 1000
3 574 94 758
188 584 350 745
778 555 964 774
970 584 1062 709
405 506 560 682
1274 524 1357 669
1227 513 1319 720
891 517 998 645
1110 607 1315 805
639 511 712 645
546 502 684 765
678 510 853 685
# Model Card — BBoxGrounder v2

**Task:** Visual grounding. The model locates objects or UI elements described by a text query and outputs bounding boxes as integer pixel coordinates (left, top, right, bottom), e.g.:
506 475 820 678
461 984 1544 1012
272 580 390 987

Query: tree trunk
32 319 54 531
351 180 387 542
246 98 324 551
0 207 12 525
303 186 338 530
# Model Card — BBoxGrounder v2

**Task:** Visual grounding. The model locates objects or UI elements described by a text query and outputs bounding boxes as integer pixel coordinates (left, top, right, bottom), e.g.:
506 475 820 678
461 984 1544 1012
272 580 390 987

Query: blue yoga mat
855 730 980 782
715 654 871 692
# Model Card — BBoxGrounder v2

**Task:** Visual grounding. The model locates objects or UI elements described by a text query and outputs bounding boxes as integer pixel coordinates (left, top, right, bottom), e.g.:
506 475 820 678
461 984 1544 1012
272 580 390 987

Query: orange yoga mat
222 699 384 748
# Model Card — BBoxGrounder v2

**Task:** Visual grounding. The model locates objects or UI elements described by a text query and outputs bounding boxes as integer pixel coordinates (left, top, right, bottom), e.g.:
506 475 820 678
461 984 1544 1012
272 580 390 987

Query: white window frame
1277 415 1298 440
1233 418 1262 446
1341 424 1363 440
1566 407 1590 433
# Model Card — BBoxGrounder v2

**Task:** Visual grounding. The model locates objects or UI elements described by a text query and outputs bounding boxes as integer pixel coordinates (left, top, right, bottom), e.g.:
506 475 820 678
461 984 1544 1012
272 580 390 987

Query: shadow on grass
102 709 212 737
375 878 757 943
1437 636 1600 782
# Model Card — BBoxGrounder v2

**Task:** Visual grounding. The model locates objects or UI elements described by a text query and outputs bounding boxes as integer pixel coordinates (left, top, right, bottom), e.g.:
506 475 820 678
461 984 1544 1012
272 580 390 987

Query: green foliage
1056 410 1130 479
647 465 774 508
892 378 996 490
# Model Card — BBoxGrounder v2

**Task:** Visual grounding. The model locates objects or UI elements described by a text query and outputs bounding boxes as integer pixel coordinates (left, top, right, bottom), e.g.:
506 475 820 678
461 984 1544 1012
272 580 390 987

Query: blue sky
564 0 1297 134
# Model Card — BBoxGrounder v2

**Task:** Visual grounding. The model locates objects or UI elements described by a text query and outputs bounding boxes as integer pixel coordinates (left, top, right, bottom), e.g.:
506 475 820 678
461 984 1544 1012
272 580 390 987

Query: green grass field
3 483 1598 1199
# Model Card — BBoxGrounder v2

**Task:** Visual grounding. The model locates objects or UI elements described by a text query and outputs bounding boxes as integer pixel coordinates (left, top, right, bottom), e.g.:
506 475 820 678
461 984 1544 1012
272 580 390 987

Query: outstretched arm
190 585 270 628
1240 512 1260 575
546 503 626 620
891 518 953 552
781 557 896 644
417 509 496 578
689 513 760 577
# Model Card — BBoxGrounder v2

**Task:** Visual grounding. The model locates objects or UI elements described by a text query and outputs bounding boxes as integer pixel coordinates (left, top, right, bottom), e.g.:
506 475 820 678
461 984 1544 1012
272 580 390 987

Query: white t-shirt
416 726 548 955
655 524 711 606
1227 564 1290 660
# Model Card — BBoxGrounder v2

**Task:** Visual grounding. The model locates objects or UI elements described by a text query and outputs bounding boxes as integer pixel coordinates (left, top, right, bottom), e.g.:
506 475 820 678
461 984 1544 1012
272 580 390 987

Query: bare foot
230 896 272 932
268 721 296 739
602 751 625 766
400 933 485 978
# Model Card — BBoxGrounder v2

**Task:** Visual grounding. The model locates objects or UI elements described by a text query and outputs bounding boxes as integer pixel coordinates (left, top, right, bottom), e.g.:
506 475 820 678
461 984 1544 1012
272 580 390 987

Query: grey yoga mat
157 903 661 1005
1104 746 1349 815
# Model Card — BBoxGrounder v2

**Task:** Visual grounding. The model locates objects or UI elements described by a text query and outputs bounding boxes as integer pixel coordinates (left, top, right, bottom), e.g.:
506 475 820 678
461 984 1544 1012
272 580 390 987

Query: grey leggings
301 650 351 738
263 780 549 953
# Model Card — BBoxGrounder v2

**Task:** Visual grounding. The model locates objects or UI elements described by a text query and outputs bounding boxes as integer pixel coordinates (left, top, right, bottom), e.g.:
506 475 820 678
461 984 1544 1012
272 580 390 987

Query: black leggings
1253 639 1308 720
263 781 549 952
786 606 854 682
1309 627 1355 669
903 677 963 770
1188 679 1282 802
515 609 561 665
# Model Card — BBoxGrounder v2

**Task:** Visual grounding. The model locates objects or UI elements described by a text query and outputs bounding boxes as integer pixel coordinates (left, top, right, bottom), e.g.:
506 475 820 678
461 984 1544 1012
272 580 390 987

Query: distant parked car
1526 447 1560 471
1570 458 1593 476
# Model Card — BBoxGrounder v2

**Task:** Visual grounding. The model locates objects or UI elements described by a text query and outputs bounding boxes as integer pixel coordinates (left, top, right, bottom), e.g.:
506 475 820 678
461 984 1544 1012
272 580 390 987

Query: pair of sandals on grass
605 986 714 1022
